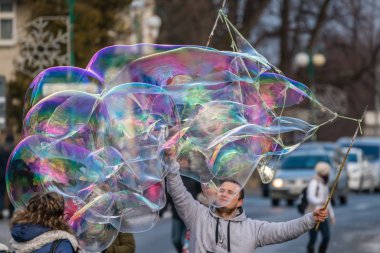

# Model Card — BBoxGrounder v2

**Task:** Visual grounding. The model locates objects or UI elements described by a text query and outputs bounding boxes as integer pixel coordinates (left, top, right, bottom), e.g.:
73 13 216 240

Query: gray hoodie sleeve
254 212 316 247
166 170 203 229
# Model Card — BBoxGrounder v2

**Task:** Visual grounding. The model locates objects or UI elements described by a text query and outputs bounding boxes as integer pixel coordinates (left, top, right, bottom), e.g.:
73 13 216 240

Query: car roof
337 136 380 145
298 141 336 146
342 147 362 155
285 149 333 157
297 141 340 150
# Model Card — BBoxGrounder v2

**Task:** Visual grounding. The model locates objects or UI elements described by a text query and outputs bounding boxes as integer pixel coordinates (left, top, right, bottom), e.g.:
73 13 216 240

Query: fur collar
10 230 78 253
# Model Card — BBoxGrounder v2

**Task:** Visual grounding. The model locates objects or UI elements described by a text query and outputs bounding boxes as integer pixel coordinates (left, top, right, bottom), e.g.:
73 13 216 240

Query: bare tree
156 0 270 50
155 0 379 139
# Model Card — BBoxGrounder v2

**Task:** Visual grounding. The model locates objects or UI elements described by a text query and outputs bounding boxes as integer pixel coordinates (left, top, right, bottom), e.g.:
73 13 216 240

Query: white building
0 0 30 130
0 0 29 81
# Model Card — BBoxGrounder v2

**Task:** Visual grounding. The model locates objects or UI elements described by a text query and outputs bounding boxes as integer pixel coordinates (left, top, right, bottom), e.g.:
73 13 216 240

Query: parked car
296 141 345 162
269 147 349 207
337 137 380 191
342 147 375 192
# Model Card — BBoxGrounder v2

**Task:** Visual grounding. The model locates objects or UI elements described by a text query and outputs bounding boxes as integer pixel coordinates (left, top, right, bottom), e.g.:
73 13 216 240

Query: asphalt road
134 192 380 253
1 192 379 252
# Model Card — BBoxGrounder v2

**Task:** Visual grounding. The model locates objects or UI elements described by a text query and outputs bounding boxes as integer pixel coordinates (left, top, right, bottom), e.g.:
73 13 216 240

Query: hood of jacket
209 206 247 222
10 224 78 253
11 224 50 242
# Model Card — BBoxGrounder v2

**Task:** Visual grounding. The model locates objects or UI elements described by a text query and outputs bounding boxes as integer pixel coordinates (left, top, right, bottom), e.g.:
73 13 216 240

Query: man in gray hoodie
166 160 328 253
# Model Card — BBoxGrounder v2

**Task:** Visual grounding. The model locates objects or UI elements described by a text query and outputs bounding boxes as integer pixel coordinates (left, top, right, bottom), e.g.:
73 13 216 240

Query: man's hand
164 146 179 174
313 208 328 223
165 146 177 161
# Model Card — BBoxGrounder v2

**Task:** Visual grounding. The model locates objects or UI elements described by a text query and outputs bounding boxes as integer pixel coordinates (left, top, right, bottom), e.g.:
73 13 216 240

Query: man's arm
255 209 325 247
166 163 203 229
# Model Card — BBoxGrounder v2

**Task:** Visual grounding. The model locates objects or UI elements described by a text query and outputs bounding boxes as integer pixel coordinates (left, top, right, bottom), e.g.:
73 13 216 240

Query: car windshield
347 153 358 162
281 155 331 170
353 145 380 162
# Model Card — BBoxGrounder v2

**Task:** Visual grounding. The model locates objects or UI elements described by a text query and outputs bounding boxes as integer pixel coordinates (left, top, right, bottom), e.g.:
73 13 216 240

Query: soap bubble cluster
6 42 336 251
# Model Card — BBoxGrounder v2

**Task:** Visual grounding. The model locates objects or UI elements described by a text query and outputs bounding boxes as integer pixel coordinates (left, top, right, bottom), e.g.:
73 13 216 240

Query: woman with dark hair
9 192 79 253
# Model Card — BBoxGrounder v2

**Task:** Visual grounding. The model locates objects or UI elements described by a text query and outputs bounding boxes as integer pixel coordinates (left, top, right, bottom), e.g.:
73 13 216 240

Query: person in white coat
306 162 336 253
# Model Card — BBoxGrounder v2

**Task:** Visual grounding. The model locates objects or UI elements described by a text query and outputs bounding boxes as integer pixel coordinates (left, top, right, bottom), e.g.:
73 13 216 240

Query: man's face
216 182 243 210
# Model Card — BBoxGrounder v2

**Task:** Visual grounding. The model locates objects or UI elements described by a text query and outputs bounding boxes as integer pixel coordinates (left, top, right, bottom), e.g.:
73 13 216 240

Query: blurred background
1 0 380 141
0 0 379 252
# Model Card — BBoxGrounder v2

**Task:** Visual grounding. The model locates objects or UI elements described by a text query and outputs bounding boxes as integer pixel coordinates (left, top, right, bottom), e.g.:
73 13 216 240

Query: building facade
0 0 29 81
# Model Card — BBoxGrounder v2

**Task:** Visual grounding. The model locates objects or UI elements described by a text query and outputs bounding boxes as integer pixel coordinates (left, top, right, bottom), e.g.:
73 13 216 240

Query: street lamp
146 15 162 43
131 0 145 44
130 0 161 46
295 51 326 140
295 52 326 75
67 0 75 66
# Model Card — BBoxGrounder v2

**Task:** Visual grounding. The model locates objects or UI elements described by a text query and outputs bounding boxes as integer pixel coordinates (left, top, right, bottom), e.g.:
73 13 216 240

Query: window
0 0 16 46
281 155 331 170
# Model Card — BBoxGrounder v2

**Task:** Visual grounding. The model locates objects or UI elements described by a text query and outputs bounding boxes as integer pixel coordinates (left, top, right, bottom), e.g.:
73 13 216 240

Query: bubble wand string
315 106 367 230
206 0 227 47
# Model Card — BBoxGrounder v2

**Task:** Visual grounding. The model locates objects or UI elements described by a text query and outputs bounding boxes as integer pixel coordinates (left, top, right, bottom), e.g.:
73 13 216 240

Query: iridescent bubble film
7 32 344 251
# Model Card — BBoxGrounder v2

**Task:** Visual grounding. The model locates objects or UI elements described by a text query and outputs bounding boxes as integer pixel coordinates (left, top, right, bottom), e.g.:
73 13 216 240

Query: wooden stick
315 107 367 230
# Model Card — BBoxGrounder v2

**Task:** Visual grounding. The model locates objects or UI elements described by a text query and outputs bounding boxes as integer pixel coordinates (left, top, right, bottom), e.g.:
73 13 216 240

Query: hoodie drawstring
215 218 219 244
215 218 231 252
227 220 231 252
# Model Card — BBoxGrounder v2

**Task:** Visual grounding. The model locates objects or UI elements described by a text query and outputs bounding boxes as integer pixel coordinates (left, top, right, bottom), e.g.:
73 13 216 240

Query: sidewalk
0 218 11 246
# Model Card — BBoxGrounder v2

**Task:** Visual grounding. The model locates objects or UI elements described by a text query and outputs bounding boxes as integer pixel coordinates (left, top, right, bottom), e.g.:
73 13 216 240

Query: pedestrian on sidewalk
306 162 335 253
9 192 79 253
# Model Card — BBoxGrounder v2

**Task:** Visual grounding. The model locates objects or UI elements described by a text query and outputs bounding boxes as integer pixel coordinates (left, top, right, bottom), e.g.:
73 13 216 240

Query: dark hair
177 152 191 163
11 192 73 234
221 179 245 200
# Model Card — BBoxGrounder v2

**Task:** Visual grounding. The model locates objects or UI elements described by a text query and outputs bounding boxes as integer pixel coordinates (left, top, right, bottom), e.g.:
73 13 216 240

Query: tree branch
307 0 332 51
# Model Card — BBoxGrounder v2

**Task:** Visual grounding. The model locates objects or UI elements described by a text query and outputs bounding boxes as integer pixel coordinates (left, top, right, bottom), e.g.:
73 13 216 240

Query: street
1 192 379 252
